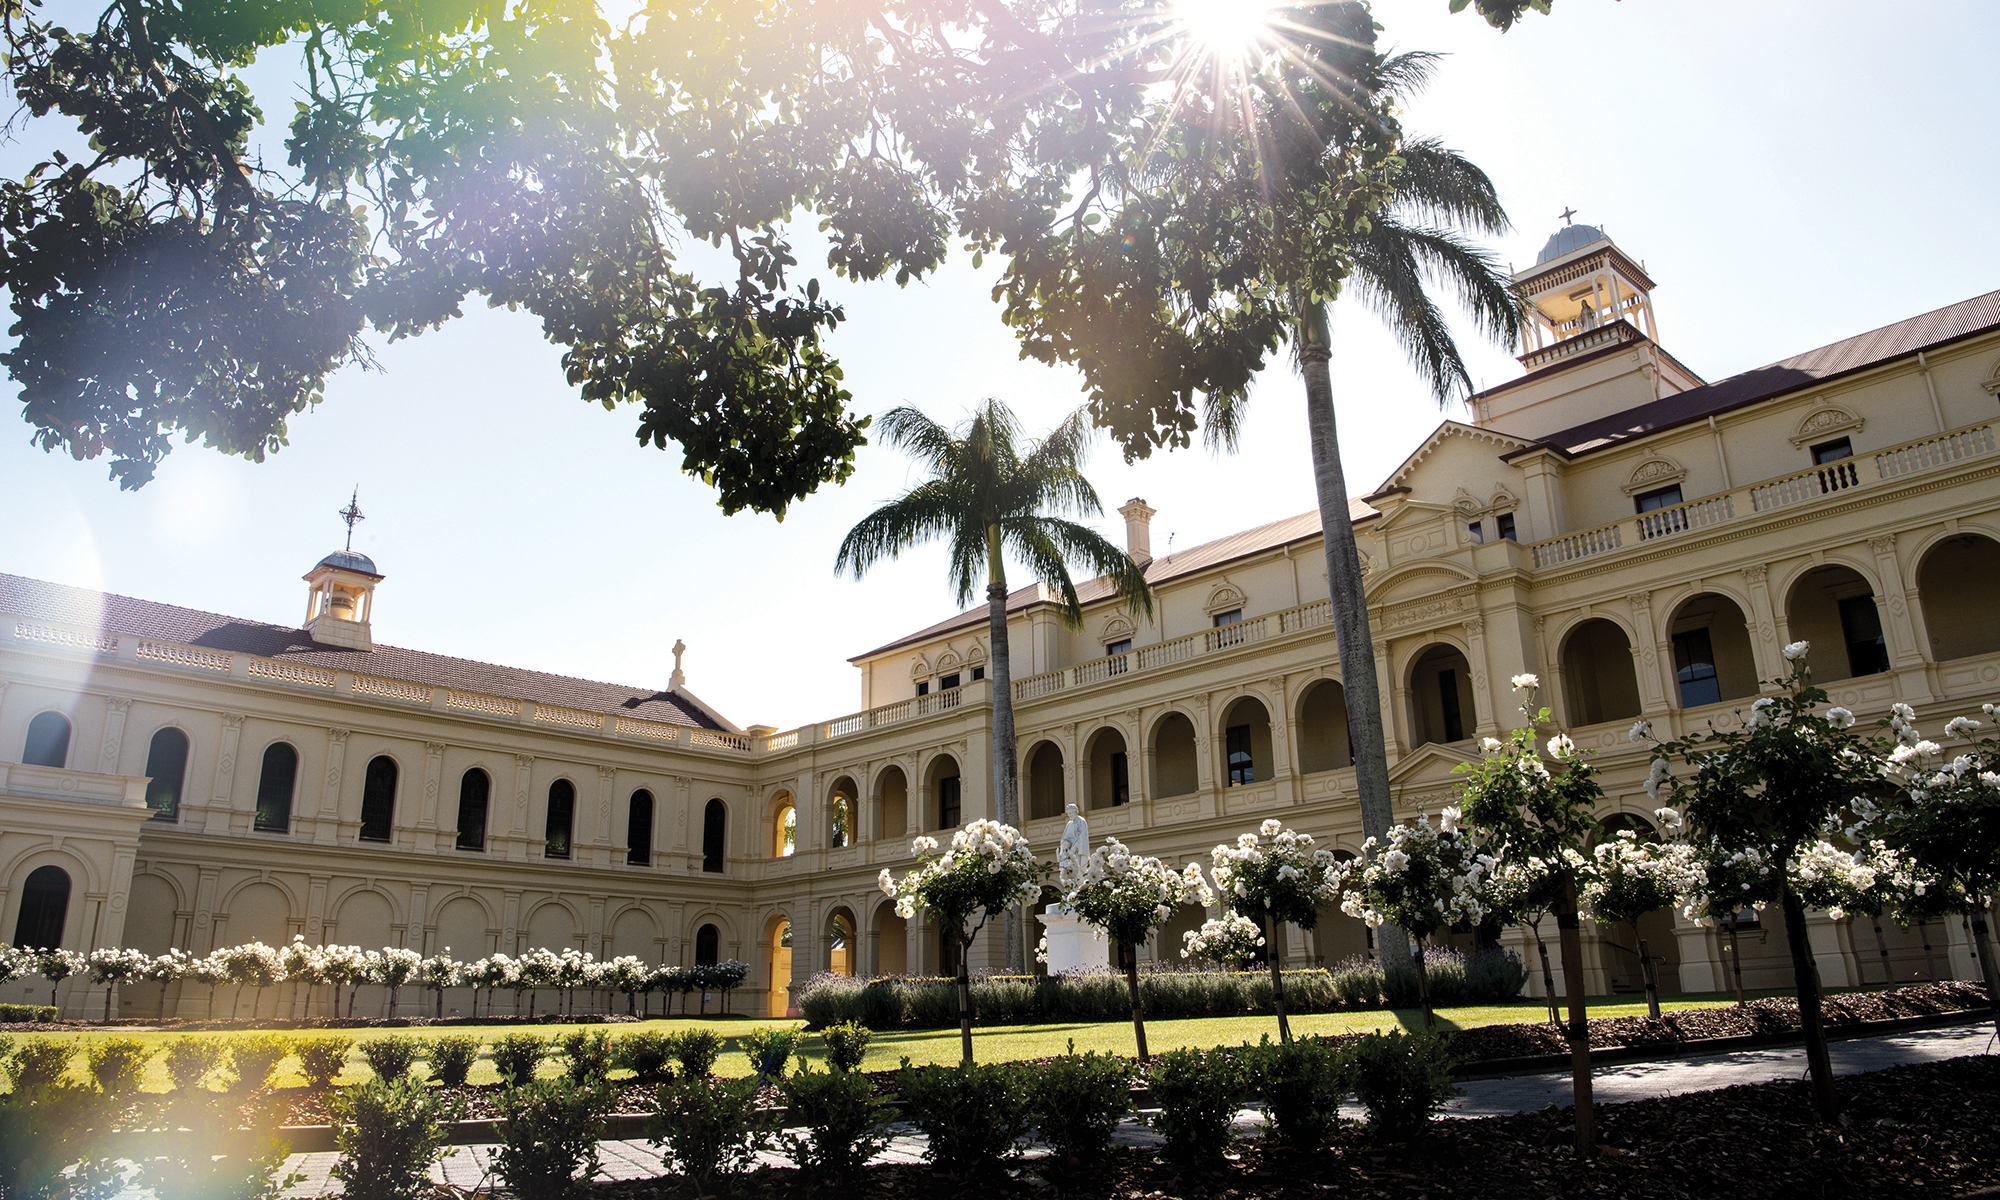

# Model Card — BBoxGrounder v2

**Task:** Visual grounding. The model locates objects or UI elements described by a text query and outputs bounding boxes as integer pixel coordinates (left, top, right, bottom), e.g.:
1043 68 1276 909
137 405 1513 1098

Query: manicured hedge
0 1004 60 1023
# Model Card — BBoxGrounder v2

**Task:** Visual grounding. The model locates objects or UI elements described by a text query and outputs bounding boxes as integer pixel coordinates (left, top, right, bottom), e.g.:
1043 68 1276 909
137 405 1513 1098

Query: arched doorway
1296 680 1352 775
1083 727 1130 809
925 755 962 832
1025 742 1065 820
12 865 71 949
873 901 908 976
1666 593 1759 708
1786 565 1889 681
1560 619 1642 727
1220 696 1272 786
876 766 909 840
770 793 797 857
767 917 793 1017
1408 644 1477 746
827 776 858 848
1917 534 2000 660
826 908 857 977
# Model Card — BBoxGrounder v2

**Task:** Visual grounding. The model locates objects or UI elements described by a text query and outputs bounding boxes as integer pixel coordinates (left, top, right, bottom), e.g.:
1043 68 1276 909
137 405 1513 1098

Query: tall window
627 790 654 866
12 865 70 949
1106 639 1132 676
1212 608 1245 647
22 711 70 768
916 680 930 697
702 800 726 873
1838 595 1890 677
971 666 985 681
359 756 397 842
1226 725 1255 786
1495 513 1518 541
830 793 853 848
695 923 720 966
937 775 961 829
939 673 961 691
1673 629 1722 708
456 769 490 851
1437 668 1466 743
545 779 575 859
774 805 797 857
142 727 189 821
1634 485 1687 537
253 742 298 833
1109 751 1130 806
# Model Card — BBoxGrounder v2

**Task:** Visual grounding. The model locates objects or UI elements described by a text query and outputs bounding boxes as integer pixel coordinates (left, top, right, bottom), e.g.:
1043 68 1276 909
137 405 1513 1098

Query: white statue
1057 802 1090 896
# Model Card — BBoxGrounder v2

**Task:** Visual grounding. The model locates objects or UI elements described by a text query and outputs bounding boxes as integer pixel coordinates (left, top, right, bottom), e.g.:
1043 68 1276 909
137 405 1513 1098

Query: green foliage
555 1030 614 1087
778 1062 898 1181
6 1039 74 1088
1025 1046 1134 1163
142 1092 299 1200
357 1034 425 1083
0 1082 119 1200
740 1026 801 1080
614 1032 675 1085
0 1005 57 1023
649 1075 771 1198
428 1035 481 1088
330 1078 458 1200
163 1036 227 1092
492 1079 613 1200
1144 1046 1247 1166
289 1036 353 1090
665 1029 723 1079
492 1033 550 1087
895 1060 1029 1176
821 1021 871 1072
1250 1036 1350 1150
1349 1030 1461 1139
1449 0 1556 32
85 1037 152 1094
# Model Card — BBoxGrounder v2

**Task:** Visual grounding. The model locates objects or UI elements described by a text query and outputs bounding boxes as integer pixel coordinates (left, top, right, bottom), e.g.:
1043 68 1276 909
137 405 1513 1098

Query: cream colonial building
5 226 1999 1019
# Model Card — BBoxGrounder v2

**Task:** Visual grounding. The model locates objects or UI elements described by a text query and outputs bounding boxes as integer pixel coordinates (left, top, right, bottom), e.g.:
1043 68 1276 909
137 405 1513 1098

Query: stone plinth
1037 907 1110 975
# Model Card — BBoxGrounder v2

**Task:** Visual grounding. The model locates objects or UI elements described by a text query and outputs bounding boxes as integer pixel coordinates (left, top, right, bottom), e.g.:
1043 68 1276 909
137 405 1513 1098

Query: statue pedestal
1037 907 1110 975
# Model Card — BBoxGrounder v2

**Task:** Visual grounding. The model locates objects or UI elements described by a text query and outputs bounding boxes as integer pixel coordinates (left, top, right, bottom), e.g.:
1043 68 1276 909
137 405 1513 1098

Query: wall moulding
1621 455 1688 496
1788 403 1865 447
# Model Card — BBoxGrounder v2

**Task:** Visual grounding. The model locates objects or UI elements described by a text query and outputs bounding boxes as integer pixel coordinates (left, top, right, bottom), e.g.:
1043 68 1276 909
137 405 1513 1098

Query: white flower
1944 716 1983 739
1479 737 1503 753
1511 673 1540 690
1783 640 1810 661
1259 818 1283 838
877 868 896 896
1383 849 1410 873
1439 806 1461 833
1826 707 1855 730
1747 697 1777 729
1546 734 1575 761
1628 720 1652 744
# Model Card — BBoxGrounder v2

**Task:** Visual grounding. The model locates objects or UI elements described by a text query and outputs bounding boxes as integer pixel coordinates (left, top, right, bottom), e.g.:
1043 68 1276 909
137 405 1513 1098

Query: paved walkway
239 1021 1997 1196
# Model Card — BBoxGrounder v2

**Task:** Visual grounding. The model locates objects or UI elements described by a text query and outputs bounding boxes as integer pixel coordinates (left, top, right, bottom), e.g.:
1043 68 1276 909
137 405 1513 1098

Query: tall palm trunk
1297 306 1412 973
987 528 1025 974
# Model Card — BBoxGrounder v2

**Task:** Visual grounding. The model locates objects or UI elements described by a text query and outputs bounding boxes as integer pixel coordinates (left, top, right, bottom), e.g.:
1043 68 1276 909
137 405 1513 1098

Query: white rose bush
1179 912 1266 970
878 818 1045 1062
1057 833 1212 1059
1579 829 1701 1018
1338 810 1495 1028
1208 818 1342 1042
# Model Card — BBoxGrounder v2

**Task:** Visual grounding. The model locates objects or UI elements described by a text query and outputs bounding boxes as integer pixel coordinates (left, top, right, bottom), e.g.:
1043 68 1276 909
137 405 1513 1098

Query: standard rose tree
1058 830 1212 1060
879 820 1045 1063
1579 830 1701 1019
1179 913 1267 971
1338 810 1496 1028
1209 820 1343 1043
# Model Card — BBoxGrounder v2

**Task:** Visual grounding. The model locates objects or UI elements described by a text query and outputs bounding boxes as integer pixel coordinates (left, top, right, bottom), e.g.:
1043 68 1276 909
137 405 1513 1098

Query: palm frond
876 406 957 475
1391 138 1510 237
834 481 967 579
1007 515 1155 624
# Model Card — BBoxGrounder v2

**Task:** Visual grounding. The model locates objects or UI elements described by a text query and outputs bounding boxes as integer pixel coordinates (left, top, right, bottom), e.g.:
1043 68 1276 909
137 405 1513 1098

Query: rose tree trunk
1555 877 1596 1152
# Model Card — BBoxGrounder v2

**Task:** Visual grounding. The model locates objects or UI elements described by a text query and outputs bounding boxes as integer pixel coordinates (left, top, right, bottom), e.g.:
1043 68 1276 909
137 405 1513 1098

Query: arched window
702 800 726 873
1917 535 2000 661
695 923 720 966
253 742 298 833
772 802 797 858
545 779 576 859
456 769 490 851
359 756 397 843
828 777 857 848
12 865 71 950
1559 619 1642 726
22 711 71 769
627 790 654 866
142 727 190 821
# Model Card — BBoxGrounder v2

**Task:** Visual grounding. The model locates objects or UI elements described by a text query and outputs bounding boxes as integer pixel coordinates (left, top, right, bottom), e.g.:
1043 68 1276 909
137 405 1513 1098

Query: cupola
303 489 381 650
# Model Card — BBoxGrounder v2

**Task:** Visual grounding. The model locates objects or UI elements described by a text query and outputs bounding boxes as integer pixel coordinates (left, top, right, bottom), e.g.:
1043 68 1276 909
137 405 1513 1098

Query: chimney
1118 498 1156 565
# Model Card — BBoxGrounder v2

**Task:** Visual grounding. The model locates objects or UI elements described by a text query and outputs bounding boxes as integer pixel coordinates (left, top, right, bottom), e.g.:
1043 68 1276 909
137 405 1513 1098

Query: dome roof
316 550 380 576
1536 223 1607 265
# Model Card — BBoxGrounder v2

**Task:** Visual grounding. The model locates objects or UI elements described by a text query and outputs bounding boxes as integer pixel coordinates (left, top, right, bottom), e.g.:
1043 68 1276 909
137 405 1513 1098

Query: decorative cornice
1788 403 1865 448
1621 455 1687 496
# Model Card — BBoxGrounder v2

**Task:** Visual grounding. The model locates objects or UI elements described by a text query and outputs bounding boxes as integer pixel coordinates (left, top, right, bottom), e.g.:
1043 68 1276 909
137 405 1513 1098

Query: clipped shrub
429 1036 481 1087
1144 1046 1246 1167
1349 1029 1461 1140
163 1037 227 1092
330 1078 457 1200
1378 949 1528 1008
230 1036 293 1092
291 1036 355 1090
1252 1035 1349 1150
650 1075 771 1197
358 1034 425 1083
7 1039 75 1088
778 1061 897 1180
615 1032 675 1085
1025 1046 1134 1163
140 1095 298 1200
86 1038 153 1094
665 1029 722 1079
493 1079 613 1200
821 1021 871 1072
1329 960 1384 1008
0 1082 118 1200
556 1030 614 1087
741 1026 801 1080
0 1004 58 1023
492 1033 550 1087
896 1060 1030 1177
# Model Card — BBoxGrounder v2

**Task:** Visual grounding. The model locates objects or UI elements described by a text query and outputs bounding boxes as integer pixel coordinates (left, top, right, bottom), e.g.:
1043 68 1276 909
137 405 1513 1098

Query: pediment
1386 741 1480 786
1787 402 1864 447
1375 421 1536 492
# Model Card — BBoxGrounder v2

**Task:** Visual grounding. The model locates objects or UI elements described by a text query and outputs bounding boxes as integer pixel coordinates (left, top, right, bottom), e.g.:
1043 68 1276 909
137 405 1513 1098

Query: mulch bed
588 1055 2000 1199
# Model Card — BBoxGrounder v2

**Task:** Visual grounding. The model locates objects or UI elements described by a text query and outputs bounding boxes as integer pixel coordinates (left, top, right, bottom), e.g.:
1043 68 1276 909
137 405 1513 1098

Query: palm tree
837 399 1153 972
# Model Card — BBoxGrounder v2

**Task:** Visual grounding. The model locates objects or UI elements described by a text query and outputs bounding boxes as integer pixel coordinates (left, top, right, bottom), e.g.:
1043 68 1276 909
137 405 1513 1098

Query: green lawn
4 994 1738 1093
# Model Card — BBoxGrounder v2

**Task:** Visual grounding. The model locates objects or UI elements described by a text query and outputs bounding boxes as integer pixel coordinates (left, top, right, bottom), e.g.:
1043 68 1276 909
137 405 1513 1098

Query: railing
1011 596 1335 703
137 640 231 672
247 659 336 689
14 621 117 654
689 728 750 751
1526 419 1996 571
446 689 520 717
615 716 680 741
534 702 603 729
763 730 800 752
354 674 429 704
1518 318 1641 370
821 683 969 741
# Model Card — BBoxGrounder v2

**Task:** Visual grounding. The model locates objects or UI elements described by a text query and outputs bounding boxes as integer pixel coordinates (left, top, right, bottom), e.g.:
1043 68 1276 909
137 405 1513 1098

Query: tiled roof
1528 290 2000 457
851 498 1378 662
0 572 727 730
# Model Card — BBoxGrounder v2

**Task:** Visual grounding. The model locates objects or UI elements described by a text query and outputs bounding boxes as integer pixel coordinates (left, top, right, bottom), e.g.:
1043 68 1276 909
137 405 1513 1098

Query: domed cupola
1512 212 1659 358
302 491 383 650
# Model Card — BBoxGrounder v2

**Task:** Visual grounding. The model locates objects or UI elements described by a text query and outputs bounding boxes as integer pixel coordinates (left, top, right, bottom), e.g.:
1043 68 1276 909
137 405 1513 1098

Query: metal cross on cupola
1559 206 1578 226
338 487 365 551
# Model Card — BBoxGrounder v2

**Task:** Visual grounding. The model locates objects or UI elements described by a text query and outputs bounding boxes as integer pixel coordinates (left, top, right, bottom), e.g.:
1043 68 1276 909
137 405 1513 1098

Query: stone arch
524 898 581 952
873 764 909 841
1024 740 1066 820
687 909 740 951
432 894 493 959
1664 592 1760 707
7 857 82 950
922 753 962 832
1405 641 1478 747
1295 678 1352 774
326 880 407 930
826 775 859 848
759 910 794 1016
333 888 396 950
1081 725 1131 809
825 904 859 977
1784 562 1890 682
1149 709 1199 799
0 840 107 898
767 790 797 858
1914 532 2000 661
609 905 660 962
870 897 908 976
1558 618 1642 727
1217 693 1272 786
218 879 294 948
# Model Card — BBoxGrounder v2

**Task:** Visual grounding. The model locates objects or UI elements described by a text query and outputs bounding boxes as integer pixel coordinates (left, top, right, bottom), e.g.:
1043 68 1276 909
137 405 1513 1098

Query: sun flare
1172 0 1275 56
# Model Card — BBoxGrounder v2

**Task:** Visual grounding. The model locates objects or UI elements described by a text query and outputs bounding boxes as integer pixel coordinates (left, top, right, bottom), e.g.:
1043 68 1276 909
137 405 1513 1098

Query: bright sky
3 1 1995 732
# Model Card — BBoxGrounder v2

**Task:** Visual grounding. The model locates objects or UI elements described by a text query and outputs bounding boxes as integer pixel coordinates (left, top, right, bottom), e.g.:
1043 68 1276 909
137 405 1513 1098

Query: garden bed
0 1011 762 1033
588 1054 2000 1199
